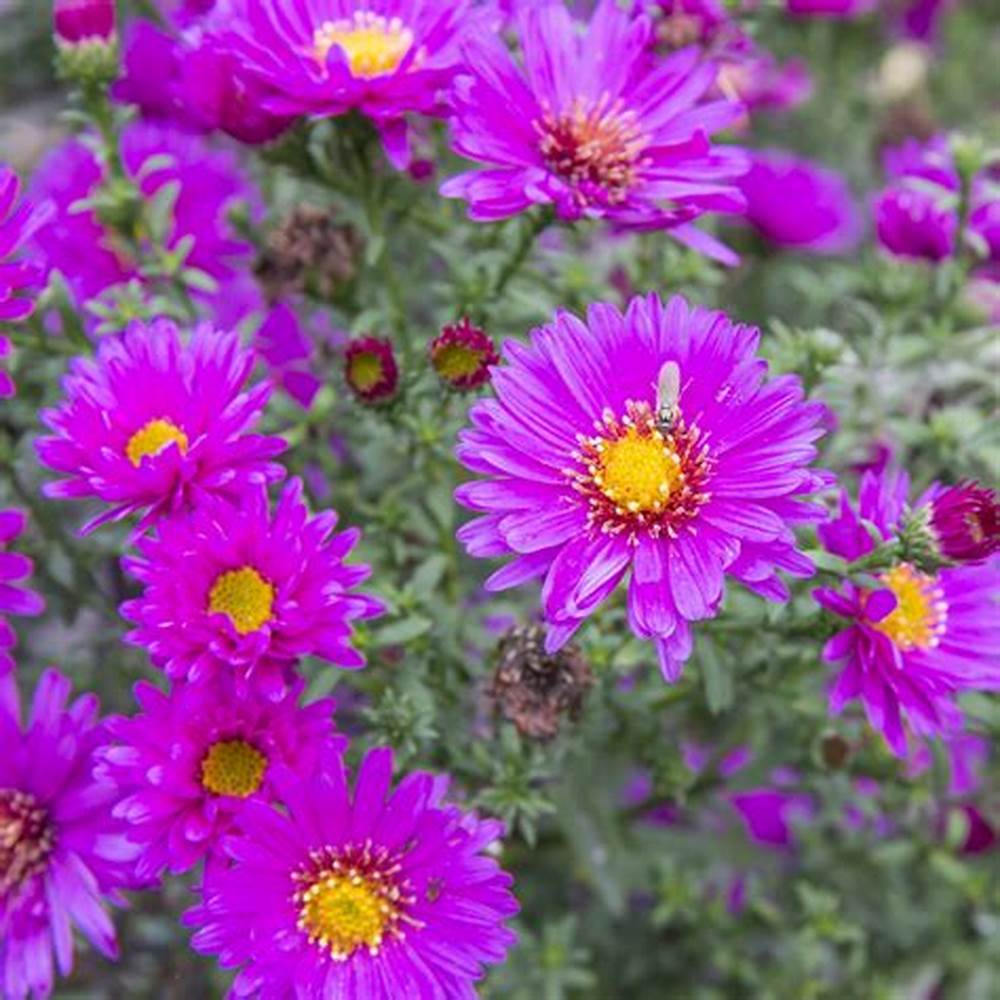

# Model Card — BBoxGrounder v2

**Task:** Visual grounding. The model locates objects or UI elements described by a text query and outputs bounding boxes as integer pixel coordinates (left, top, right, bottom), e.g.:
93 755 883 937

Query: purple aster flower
254 301 323 409
53 0 116 45
184 747 518 997
0 669 138 1000
121 478 385 697
216 0 472 167
814 468 1000 756
738 150 860 253
441 1 748 262
114 16 294 145
454 292 827 681
0 511 45 665
875 185 957 261
0 164 51 326
36 319 285 533
98 675 344 881
893 0 958 40
925 481 1000 564
29 122 263 323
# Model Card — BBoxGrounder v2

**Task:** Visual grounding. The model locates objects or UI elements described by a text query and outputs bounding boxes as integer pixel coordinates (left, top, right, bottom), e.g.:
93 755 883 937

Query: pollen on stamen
313 12 416 79
568 399 712 542
536 94 649 207
869 562 948 651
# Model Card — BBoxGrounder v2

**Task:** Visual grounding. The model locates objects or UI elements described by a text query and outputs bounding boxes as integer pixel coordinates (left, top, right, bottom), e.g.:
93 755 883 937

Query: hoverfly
655 361 681 434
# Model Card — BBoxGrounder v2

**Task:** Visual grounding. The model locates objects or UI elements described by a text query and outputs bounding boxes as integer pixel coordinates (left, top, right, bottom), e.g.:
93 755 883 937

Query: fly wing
656 361 680 416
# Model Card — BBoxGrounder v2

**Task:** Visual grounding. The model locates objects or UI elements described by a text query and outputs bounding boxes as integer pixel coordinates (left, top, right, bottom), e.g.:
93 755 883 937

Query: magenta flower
442 1 747 262
454 293 827 681
29 122 262 323
114 17 294 145
53 0 116 45
121 479 385 697
216 0 472 166
0 164 51 326
0 669 138 1000
814 468 1000 756
926 481 1000 564
0 511 45 664
37 319 285 533
184 747 518 997
875 186 957 261
254 301 323 409
98 675 344 881
738 150 860 254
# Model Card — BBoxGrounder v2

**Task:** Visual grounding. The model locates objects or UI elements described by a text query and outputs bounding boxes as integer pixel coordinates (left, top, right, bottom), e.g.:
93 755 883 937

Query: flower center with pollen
0 788 55 898
537 95 648 206
208 566 275 634
293 842 419 962
870 563 947 651
313 12 414 78
570 400 711 541
597 426 684 514
200 739 267 798
126 418 188 467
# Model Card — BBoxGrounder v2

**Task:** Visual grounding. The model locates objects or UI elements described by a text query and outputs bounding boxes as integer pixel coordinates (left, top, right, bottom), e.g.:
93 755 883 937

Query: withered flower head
489 624 594 741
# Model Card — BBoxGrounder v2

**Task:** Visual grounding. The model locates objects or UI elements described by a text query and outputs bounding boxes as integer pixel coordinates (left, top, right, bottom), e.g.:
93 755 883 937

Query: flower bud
54 0 115 45
429 318 499 392
344 336 398 404
928 482 1000 564
53 0 118 84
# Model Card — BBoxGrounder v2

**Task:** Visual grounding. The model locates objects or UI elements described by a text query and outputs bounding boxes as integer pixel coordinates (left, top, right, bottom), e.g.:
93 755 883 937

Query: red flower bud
429 318 499 392
929 481 1000 564
53 0 116 45
344 336 398 404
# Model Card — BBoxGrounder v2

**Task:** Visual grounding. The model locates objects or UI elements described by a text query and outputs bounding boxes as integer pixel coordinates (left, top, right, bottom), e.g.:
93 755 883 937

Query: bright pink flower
429 317 499 391
927 481 1000 564
121 479 385 697
739 150 860 253
0 165 51 327
0 510 45 667
183 747 518 997
0 669 138 1000
454 293 828 682
814 468 1000 756
36 319 285 533
216 0 472 166
53 0 116 45
442 1 747 262
98 675 344 880
344 335 399 403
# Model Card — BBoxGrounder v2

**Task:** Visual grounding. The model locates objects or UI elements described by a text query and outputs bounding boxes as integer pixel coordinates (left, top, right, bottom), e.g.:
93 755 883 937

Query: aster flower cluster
1 0 998 996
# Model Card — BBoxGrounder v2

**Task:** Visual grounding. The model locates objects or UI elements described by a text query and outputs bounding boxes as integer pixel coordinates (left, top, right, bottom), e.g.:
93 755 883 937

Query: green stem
489 208 554 305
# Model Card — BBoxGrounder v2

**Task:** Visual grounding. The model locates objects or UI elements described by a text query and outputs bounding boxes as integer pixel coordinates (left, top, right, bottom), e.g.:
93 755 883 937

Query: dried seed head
489 624 594 741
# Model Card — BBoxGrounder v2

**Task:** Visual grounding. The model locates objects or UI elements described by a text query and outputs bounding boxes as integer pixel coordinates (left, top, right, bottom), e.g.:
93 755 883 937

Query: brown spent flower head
256 204 364 301
429 317 499 392
489 624 594 741
344 336 399 404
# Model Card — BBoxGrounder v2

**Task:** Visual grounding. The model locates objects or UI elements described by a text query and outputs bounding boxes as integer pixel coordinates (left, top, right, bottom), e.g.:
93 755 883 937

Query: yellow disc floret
208 566 275 635
313 12 414 78
870 562 947 651
126 418 189 467
200 739 267 798
594 425 684 514
299 872 393 960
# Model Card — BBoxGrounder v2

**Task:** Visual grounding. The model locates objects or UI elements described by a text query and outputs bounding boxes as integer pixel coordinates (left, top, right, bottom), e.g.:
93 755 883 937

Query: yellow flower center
208 566 275 635
313 12 414 78
594 425 684 515
126 418 189 467
298 872 394 960
870 563 947 651
432 343 484 381
199 740 267 798
347 352 385 393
